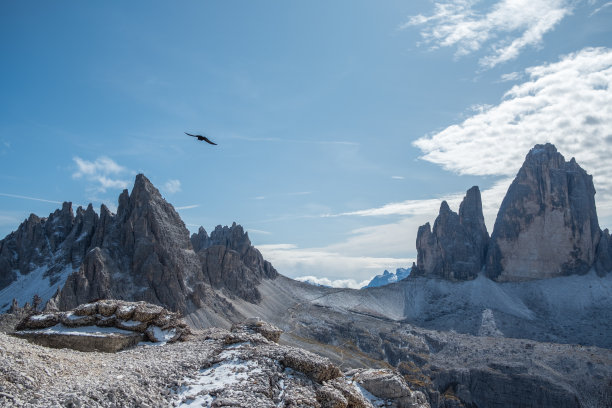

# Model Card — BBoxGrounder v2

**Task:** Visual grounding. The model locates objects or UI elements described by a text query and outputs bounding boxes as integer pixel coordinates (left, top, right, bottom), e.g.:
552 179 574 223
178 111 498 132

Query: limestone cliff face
486 143 601 281
190 223 278 303
412 187 489 280
1 174 277 315
59 174 202 312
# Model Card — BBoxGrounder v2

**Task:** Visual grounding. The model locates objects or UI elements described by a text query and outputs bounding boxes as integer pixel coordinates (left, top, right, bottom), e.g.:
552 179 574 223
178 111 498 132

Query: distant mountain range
364 268 410 288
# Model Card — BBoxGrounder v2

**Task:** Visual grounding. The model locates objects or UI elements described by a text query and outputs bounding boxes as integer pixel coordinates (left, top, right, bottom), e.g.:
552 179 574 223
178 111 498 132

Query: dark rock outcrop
486 144 601 281
191 222 278 303
412 187 489 280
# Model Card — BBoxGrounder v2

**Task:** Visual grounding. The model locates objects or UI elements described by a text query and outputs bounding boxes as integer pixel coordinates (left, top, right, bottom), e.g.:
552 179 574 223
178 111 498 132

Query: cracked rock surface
0 322 429 408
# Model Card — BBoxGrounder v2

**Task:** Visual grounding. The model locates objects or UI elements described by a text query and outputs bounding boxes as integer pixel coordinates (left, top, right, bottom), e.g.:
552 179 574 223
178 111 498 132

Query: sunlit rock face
486 143 601 282
412 186 489 280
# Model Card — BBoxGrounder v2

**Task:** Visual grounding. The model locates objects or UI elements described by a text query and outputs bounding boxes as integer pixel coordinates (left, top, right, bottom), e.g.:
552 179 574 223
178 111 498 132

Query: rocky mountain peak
190 226 212 252
209 222 251 255
193 221 277 303
438 200 451 214
486 143 600 281
412 187 489 280
1 173 279 316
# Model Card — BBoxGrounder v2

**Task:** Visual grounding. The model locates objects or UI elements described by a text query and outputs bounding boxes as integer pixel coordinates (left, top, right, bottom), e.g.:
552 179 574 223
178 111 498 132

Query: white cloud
72 156 130 193
391 176 405 180
0 214 21 226
500 71 523 82
247 228 271 235
261 48 612 282
294 276 370 289
413 47 612 216
175 204 199 210
0 193 62 205
258 243 413 283
164 179 181 194
590 1 612 16
404 0 574 68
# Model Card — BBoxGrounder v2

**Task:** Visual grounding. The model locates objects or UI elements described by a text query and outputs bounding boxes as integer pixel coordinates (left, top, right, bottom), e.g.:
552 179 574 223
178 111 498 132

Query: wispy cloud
500 71 523 82
0 193 63 205
0 213 22 226
403 0 574 68
175 204 199 210
247 228 271 235
72 156 130 193
590 1 612 16
413 46 612 214
163 179 181 194
391 176 405 180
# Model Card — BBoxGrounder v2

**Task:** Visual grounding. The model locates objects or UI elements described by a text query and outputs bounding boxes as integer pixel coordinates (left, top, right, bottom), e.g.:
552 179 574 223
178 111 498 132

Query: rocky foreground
0 318 429 408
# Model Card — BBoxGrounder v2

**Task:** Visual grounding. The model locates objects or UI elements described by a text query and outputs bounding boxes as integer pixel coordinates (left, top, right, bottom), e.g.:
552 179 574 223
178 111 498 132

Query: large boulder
412 187 489 280
12 300 191 352
486 144 601 281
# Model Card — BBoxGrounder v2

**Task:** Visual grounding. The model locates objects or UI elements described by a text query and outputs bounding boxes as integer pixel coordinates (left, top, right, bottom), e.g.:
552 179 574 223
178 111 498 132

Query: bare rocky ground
0 319 429 408
227 283 612 408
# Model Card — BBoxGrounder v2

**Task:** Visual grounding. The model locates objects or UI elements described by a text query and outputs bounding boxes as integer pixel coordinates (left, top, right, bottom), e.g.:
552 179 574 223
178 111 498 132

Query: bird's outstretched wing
185 132 217 145
201 136 217 145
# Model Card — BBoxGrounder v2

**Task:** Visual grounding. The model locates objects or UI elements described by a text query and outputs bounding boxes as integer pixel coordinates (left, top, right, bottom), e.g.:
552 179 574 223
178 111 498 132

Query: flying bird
185 132 217 145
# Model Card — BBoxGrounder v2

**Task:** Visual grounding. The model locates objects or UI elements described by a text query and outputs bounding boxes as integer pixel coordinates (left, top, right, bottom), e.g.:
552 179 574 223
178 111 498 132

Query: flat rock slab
13 330 143 353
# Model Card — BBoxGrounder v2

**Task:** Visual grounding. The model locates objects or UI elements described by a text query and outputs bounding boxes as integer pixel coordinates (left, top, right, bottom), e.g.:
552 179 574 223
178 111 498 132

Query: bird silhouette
185 132 217 145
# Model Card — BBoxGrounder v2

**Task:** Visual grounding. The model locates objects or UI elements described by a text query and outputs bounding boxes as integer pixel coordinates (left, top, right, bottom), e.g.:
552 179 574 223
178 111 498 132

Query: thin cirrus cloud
413 47 612 214
402 0 574 68
163 179 182 194
590 1 612 16
72 156 130 193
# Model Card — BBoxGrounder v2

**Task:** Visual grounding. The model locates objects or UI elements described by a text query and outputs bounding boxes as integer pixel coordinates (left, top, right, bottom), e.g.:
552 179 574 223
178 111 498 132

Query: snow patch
151 326 176 343
174 359 262 407
120 320 142 327
20 323 134 337
0 265 74 312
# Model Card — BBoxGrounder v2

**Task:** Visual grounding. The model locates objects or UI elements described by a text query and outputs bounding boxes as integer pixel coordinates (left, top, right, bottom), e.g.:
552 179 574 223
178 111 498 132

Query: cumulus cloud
403 0 574 68
164 179 181 194
413 47 612 215
294 276 370 289
72 156 130 193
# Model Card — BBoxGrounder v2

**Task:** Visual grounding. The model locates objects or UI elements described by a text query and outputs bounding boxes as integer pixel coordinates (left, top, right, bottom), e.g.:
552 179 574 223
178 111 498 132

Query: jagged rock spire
486 143 600 281
412 187 489 280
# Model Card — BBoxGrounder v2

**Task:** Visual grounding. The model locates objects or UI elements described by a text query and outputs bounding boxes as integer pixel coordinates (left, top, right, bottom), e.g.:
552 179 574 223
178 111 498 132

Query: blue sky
1 1 611 286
